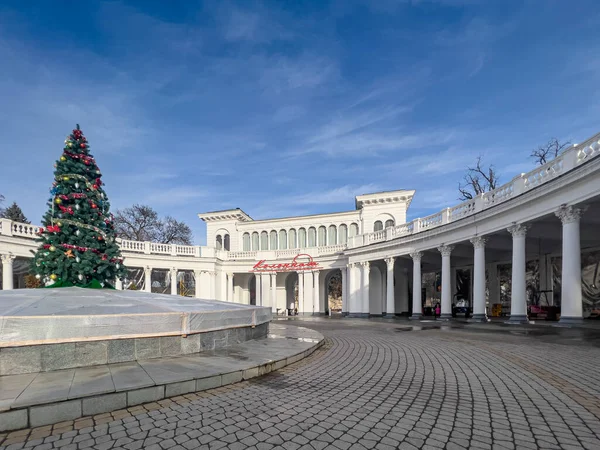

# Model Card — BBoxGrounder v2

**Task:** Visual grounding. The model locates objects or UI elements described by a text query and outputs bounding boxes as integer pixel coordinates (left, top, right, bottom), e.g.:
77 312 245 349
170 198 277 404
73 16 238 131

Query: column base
438 313 453 321
469 314 489 323
383 313 398 319
341 311 349 317
347 313 370 318
409 315 423 320
558 316 583 325
505 314 528 324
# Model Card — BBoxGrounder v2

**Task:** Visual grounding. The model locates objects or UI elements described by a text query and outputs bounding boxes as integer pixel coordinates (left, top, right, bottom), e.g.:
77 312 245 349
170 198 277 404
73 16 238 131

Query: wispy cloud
287 184 383 206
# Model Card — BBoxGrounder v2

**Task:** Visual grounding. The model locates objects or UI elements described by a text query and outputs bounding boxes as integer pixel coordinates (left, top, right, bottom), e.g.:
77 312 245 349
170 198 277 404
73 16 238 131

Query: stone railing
1 221 348 261
348 133 600 249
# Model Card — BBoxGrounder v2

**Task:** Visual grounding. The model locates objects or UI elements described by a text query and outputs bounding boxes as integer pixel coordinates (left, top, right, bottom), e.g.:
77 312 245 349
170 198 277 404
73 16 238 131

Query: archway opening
285 272 298 315
248 275 256 305
326 270 342 314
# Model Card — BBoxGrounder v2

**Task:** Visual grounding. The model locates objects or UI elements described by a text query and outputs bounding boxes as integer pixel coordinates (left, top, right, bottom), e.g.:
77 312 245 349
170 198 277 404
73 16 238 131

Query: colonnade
345 204 587 324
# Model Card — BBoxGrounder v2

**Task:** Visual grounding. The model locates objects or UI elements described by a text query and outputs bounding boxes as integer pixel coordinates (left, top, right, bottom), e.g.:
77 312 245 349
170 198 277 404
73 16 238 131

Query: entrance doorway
285 273 298 315
325 269 342 314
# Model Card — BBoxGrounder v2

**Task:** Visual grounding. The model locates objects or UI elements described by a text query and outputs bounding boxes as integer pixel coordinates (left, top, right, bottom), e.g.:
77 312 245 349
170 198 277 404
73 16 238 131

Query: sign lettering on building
251 253 322 272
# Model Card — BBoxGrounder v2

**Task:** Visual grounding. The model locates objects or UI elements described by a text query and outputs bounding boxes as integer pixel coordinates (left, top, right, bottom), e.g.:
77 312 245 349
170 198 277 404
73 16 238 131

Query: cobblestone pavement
2 318 600 450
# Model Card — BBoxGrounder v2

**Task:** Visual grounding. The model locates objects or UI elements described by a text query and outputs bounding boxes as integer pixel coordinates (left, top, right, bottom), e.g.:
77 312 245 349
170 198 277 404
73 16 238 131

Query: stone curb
0 329 324 432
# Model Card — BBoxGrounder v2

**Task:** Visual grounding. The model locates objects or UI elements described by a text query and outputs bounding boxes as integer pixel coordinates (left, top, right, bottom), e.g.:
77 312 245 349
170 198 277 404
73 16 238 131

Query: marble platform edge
0 324 325 432
0 322 270 376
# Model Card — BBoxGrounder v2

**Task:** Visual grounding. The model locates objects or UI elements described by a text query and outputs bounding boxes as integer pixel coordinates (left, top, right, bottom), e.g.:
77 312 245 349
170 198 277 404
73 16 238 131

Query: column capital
227 272 234 277
437 245 454 257
470 236 488 249
144 266 152 274
385 256 395 268
360 261 370 269
507 223 530 237
170 267 177 274
193 269 202 275
555 204 587 224
0 253 16 264
409 251 423 261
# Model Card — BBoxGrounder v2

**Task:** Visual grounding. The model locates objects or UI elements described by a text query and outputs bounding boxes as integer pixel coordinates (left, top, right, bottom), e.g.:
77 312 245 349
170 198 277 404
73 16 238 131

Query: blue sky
1 0 599 245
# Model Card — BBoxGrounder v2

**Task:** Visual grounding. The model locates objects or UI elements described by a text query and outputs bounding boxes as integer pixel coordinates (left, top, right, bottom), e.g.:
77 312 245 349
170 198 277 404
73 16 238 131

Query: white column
228 273 234 302
347 263 356 315
271 272 277 312
556 205 586 323
170 268 177 295
297 271 304 313
410 252 423 319
507 223 530 323
144 266 152 293
1 254 15 290
341 266 348 316
313 270 320 315
385 257 395 317
209 271 216 299
438 245 454 320
262 274 271 308
470 237 488 322
255 273 262 305
194 270 201 298
220 271 227 301
361 261 370 316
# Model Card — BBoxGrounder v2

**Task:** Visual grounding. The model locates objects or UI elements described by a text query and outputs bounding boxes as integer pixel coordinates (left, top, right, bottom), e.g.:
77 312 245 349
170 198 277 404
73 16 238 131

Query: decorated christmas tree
31 125 126 288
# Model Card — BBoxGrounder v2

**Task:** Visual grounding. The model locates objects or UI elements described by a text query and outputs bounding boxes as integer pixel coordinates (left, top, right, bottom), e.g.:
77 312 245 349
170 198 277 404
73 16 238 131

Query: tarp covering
0 287 271 347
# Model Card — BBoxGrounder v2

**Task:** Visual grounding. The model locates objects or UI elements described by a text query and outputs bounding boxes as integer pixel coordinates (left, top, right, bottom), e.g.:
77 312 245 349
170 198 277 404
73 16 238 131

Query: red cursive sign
251 253 322 272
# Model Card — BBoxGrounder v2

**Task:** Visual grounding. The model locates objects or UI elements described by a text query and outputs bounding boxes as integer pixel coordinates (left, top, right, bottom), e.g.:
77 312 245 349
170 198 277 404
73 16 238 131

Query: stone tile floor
1 317 599 450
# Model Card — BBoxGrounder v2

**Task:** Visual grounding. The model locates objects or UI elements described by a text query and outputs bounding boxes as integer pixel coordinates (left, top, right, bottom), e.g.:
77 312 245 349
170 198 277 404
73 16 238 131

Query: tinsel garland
42 243 123 263
63 150 96 166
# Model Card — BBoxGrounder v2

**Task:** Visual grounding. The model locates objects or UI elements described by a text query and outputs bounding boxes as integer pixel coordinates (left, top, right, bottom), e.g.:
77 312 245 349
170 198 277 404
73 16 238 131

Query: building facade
2 132 600 323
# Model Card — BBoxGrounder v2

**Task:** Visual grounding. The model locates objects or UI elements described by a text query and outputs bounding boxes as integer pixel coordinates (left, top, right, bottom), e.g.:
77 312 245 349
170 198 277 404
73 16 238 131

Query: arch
385 219 395 229
223 234 230 251
285 272 299 314
298 227 307 248
279 229 287 249
339 224 348 244
251 232 259 251
248 275 256 306
242 233 250 251
328 225 337 245
270 230 278 250
349 223 359 237
308 227 317 247
288 228 297 248
215 235 223 250
318 226 327 246
374 221 383 232
260 231 268 250
325 269 342 314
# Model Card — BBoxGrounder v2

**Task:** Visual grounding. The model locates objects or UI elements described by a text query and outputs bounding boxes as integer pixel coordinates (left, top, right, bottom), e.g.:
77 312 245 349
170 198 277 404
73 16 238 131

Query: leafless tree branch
458 156 499 201
531 138 571 165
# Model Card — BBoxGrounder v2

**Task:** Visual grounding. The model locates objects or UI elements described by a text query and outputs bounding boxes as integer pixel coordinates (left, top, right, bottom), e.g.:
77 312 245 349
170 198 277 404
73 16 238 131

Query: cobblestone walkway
2 318 600 450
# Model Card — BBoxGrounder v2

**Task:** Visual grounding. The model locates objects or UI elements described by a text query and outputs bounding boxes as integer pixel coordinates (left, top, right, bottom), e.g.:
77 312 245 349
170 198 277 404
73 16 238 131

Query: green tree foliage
31 125 126 288
0 202 30 223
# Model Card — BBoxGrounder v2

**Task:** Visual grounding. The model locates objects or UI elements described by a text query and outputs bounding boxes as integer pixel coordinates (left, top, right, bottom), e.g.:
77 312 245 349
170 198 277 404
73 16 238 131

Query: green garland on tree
31 124 127 288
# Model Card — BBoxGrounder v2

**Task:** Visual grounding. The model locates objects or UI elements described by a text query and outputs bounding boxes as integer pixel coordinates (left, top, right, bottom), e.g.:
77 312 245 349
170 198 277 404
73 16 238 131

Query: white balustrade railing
3 134 599 256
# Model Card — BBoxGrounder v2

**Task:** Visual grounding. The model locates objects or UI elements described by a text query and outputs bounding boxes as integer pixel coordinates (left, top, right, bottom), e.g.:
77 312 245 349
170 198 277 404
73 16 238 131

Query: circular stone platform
0 288 271 375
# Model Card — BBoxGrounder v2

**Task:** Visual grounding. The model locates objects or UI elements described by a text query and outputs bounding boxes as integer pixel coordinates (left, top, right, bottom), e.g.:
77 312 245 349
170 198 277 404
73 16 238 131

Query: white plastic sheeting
0 288 271 347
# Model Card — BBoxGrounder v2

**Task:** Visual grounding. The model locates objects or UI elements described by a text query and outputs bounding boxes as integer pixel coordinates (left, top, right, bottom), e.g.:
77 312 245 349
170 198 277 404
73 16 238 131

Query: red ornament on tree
91 203 97 209
92 184 98 190
80 143 86 148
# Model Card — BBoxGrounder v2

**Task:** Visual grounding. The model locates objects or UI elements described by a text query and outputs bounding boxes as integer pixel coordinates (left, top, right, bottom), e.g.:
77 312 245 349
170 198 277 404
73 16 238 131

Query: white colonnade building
2 132 600 324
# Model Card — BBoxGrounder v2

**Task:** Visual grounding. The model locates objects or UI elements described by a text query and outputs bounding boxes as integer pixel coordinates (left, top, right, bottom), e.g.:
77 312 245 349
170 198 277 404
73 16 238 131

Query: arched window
279 230 287 249
216 235 222 250
308 227 316 247
243 233 250 251
223 234 230 251
288 229 297 248
374 221 383 232
318 226 326 246
260 231 268 250
349 223 359 237
251 232 259 250
385 219 394 229
339 224 348 244
298 228 307 248
270 230 278 250
328 225 337 245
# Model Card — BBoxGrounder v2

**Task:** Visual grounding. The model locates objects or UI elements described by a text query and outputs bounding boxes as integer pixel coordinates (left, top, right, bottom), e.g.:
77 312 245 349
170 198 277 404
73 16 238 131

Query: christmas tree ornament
76 230 80 236
50 274 57 280
60 156 67 161
55 198 62 204
78 274 84 280
76 257 80 263
75 204 80 210
65 249 75 258
49 245 56 252
75 182 79 188
63 176 69 181
56 221 62 226
35 274 41 279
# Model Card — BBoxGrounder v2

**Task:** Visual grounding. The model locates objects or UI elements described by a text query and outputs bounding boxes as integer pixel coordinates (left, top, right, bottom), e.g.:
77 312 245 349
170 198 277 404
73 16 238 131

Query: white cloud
287 184 383 206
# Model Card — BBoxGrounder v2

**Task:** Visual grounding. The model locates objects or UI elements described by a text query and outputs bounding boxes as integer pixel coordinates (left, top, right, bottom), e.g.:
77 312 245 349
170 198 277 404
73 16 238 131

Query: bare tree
531 138 571 165
114 204 193 245
458 156 499 201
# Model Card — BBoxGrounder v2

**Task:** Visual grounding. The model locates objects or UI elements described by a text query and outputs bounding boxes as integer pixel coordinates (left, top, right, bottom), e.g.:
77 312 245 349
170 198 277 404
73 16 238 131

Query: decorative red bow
59 205 74 215
47 225 61 233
